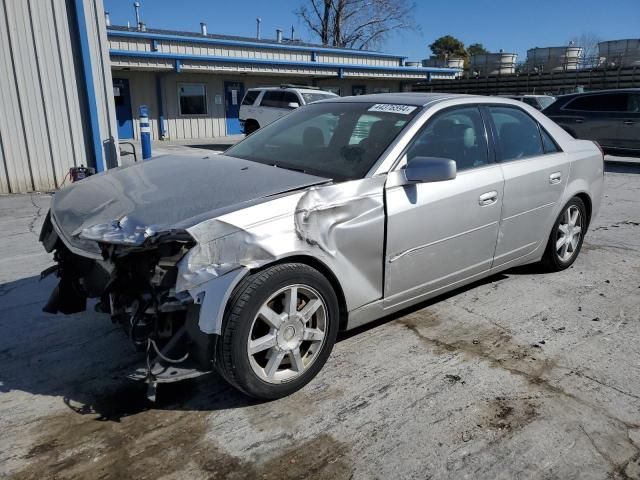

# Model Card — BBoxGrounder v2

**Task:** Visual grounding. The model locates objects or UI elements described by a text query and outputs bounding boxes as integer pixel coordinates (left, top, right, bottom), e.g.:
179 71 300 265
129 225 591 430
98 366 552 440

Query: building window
178 84 207 115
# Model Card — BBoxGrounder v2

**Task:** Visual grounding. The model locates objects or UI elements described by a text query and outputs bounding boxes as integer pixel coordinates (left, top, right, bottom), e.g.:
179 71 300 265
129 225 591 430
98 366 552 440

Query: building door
224 81 245 135
113 78 134 139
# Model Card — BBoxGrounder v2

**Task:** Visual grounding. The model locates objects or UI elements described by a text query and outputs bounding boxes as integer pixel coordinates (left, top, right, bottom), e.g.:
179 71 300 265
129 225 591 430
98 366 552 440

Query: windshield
226 102 420 180
301 92 337 104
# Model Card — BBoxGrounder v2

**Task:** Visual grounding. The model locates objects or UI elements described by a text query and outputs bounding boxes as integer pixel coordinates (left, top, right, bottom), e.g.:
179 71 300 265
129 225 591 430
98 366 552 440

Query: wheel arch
250 255 349 331
573 191 592 229
244 118 260 131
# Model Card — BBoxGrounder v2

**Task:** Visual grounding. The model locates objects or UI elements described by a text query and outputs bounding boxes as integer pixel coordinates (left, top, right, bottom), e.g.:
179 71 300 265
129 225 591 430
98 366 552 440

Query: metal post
139 105 152 159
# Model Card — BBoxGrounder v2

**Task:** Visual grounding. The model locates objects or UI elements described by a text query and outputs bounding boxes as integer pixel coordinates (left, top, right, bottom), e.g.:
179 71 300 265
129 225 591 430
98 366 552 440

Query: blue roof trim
109 49 460 75
108 29 408 60
74 0 104 173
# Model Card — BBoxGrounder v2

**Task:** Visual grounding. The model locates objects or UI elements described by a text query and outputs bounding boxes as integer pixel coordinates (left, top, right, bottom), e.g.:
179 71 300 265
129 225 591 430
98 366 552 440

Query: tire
216 263 339 400
244 121 259 135
541 197 587 271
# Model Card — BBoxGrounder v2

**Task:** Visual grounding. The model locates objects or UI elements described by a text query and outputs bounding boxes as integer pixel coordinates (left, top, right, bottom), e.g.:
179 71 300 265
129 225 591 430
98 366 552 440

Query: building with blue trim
0 0 118 193
0 3 460 193
107 24 460 140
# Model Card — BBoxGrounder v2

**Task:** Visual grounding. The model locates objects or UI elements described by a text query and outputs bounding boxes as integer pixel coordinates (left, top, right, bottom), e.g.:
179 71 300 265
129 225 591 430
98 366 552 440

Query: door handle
549 172 562 184
574 119 584 124
623 120 635 125
478 191 498 206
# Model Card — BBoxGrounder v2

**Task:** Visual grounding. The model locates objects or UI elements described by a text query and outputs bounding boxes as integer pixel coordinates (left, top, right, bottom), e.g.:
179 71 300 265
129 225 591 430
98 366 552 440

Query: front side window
226 102 419 180
178 84 207 115
490 106 544 161
405 107 489 171
627 94 640 113
565 93 628 112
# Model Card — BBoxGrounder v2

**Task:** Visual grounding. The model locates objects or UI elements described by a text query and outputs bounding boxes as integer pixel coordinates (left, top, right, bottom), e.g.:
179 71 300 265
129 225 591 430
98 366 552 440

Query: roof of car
314 92 524 107
556 88 640 99
248 86 337 94
318 92 461 106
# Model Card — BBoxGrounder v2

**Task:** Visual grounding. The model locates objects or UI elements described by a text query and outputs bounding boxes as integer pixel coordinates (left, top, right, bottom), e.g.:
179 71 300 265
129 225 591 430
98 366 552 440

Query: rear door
617 92 640 150
488 105 570 268
384 105 504 307
259 91 299 126
560 93 628 148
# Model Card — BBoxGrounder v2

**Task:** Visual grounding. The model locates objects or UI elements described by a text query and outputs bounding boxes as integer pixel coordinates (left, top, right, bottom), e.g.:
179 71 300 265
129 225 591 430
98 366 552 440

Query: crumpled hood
51 154 329 247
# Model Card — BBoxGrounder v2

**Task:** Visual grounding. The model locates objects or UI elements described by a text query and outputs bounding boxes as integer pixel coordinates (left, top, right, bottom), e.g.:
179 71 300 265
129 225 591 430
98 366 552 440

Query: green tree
467 43 489 56
429 35 466 59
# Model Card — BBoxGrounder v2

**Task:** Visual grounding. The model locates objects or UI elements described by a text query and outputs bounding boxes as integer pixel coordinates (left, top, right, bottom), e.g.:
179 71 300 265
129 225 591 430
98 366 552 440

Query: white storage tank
598 39 640 68
525 45 583 72
422 56 464 69
470 51 517 76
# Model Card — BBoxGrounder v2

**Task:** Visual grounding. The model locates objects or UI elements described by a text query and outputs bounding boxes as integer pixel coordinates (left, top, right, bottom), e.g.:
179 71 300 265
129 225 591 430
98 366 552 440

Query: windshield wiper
269 163 307 174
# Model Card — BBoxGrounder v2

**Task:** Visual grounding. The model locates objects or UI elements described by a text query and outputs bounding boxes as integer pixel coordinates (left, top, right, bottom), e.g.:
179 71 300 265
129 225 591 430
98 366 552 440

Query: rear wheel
541 197 586 271
244 120 259 135
216 263 339 400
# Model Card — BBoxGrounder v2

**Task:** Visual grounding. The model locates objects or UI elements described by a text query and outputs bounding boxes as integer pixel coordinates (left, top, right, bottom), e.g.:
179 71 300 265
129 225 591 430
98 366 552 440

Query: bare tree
296 0 418 50
569 32 601 66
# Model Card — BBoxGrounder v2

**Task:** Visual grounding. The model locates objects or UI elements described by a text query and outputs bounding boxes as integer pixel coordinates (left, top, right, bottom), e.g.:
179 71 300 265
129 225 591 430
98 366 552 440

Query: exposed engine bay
40 211 214 400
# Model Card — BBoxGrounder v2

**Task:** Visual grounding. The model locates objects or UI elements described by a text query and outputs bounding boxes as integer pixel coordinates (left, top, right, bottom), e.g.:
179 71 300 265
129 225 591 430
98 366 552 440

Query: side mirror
287 102 300 109
404 156 456 183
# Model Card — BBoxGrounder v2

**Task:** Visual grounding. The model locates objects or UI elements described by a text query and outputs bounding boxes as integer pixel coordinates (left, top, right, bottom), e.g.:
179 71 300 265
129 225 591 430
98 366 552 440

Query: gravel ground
0 164 639 480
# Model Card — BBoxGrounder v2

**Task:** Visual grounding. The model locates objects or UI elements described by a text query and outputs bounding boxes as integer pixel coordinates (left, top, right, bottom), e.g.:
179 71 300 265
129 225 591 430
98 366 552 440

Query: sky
103 0 640 61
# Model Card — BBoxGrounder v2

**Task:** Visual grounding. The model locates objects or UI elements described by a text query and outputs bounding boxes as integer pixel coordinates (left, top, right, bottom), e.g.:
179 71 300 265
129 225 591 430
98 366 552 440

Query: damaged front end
40 211 215 400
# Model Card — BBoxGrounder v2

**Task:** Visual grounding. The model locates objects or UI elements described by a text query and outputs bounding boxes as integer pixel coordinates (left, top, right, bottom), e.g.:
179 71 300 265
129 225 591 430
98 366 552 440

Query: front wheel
216 263 339 400
541 197 587 271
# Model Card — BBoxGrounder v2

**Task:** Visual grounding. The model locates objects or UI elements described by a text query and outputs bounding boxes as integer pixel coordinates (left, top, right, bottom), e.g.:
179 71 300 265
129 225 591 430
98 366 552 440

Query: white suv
239 85 338 135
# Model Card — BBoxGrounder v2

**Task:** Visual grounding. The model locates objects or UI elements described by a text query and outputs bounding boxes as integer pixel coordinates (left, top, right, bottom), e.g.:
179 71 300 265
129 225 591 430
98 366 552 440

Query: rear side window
241 90 260 106
281 92 300 108
541 128 560 153
260 91 284 108
260 91 300 109
490 107 544 161
565 93 628 112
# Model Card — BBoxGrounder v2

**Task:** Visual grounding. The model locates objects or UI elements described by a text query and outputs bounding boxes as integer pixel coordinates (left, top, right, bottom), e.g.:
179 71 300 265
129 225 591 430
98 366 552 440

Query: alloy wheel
247 284 327 384
556 205 583 262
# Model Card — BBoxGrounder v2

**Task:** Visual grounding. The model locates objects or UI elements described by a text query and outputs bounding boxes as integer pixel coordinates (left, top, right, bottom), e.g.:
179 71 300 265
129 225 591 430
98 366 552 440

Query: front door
488 105 571 268
113 78 134 139
384 105 504 308
224 81 245 135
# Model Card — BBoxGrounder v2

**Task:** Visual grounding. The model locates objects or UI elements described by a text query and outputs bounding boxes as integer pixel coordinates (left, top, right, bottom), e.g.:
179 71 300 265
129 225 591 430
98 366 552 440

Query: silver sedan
41 93 604 400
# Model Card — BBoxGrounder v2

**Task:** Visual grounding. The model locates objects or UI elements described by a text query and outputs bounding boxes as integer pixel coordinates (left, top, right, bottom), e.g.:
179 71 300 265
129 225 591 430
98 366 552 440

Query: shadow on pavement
0 260 553 420
0 274 258 422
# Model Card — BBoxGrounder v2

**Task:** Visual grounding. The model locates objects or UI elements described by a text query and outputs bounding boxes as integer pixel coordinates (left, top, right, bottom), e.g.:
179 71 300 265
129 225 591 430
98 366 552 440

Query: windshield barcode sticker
368 104 417 115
